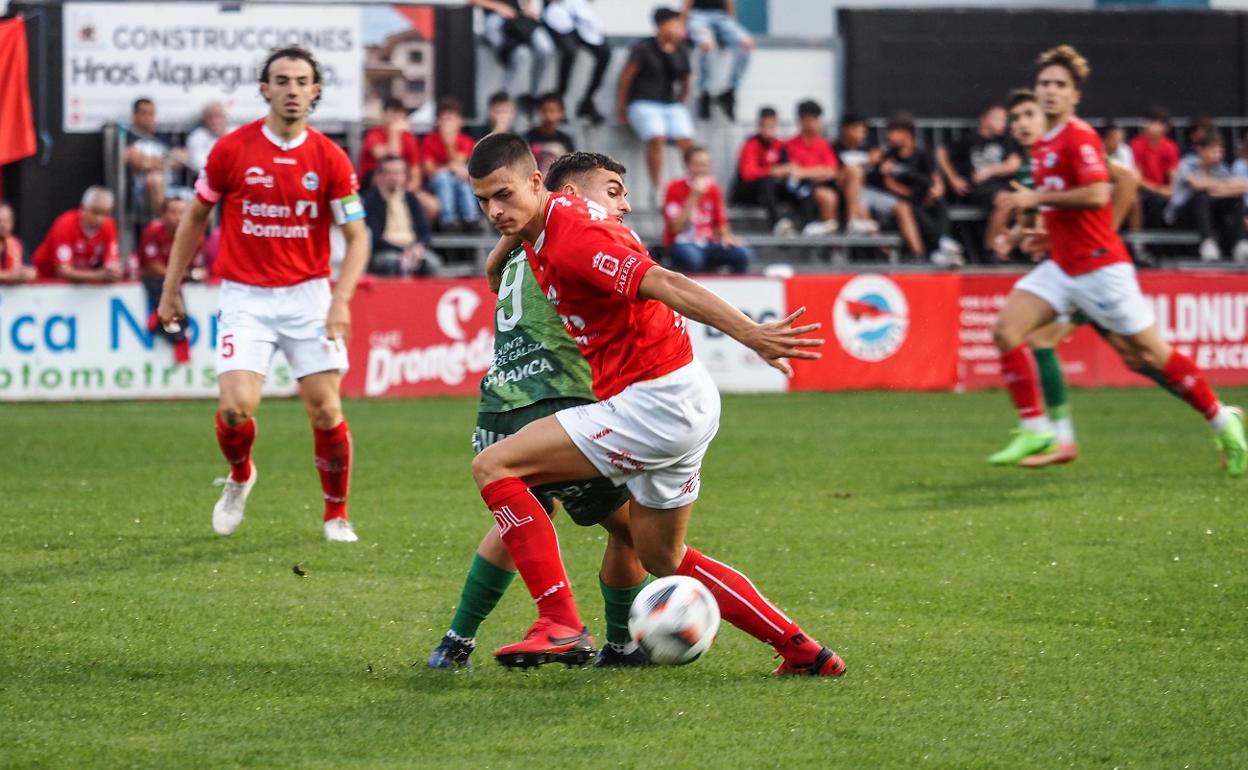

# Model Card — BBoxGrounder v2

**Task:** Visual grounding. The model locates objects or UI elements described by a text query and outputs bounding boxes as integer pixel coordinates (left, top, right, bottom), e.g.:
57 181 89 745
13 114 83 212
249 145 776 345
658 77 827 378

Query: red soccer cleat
494 618 596 669
771 647 846 678
1018 442 1079 468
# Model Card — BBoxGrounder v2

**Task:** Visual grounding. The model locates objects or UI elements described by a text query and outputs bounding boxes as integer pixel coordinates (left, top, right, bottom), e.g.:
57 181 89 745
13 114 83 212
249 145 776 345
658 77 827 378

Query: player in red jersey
992 45 1247 475
158 47 369 541
467 133 845 676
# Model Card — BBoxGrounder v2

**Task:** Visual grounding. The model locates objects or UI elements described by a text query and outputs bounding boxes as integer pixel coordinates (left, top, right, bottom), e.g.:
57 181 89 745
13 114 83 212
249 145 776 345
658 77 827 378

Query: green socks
1033 347 1068 417
448 553 516 640
600 577 648 645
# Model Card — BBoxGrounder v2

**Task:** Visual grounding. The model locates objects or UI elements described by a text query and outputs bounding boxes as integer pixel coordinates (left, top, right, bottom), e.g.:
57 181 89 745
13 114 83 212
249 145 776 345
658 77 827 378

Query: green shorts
474 398 630 527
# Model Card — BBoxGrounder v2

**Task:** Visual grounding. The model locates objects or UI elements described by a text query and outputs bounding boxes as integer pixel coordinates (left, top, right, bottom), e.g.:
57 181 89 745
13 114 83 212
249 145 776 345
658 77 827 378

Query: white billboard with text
686 277 788 394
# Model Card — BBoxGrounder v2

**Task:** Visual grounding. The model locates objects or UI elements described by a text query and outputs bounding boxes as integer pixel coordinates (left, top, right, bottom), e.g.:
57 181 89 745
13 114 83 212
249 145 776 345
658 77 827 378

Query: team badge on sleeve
331 193 365 225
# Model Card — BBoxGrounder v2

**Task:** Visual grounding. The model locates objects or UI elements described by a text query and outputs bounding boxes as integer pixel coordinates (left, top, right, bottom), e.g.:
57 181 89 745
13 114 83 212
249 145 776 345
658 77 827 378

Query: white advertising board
0 284 296 401
687 277 788 394
61 2 363 132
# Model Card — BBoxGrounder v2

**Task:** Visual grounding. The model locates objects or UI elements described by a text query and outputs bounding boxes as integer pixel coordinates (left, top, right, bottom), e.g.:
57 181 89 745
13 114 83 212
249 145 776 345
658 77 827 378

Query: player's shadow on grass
892 473 1062 512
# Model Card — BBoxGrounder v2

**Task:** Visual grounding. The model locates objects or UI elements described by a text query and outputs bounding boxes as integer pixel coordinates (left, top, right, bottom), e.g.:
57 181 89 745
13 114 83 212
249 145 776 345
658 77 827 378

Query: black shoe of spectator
715 91 737 122
697 91 712 121
576 100 606 126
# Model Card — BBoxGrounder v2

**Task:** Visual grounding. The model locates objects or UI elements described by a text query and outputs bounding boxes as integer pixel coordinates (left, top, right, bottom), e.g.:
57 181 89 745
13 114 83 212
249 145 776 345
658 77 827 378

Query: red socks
481 477 581 629
215 412 255 483
1162 351 1221 420
677 546 823 665
314 421 352 521
1000 344 1046 420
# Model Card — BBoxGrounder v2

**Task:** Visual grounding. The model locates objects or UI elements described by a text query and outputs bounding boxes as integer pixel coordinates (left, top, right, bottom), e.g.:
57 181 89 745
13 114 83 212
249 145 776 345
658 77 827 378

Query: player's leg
627 500 844 677
297 370 358 541
593 501 651 666
890 200 926 258
989 271 1061 464
1019 321 1080 467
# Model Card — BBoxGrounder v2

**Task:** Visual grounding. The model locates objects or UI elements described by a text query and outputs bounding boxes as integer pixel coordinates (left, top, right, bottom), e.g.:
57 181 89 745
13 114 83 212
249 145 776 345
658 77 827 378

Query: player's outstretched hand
157 292 186 331
326 299 352 345
745 306 823 378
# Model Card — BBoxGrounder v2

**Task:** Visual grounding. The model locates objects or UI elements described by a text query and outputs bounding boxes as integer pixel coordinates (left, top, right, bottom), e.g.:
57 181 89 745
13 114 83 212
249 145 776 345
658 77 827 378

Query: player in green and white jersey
429 152 650 668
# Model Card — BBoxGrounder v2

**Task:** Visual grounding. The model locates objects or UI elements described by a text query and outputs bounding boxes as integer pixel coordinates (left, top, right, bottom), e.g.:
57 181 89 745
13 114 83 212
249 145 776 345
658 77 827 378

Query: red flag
0 17 36 167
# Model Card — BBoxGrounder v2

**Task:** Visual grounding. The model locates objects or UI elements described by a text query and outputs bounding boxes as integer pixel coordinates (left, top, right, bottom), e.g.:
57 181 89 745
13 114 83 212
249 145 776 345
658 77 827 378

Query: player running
428 152 650 669
992 45 1247 475
467 133 845 676
158 46 369 541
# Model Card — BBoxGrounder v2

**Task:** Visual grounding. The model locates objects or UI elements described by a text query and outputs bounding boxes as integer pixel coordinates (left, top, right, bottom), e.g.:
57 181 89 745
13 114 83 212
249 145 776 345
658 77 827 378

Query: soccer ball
628 576 721 665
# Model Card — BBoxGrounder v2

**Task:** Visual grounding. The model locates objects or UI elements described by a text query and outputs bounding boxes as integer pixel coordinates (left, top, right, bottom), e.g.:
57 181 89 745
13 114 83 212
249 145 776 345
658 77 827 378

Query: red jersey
32 209 119 279
737 134 785 183
358 125 421 182
1 235 21 272
662 178 726 248
420 131 476 169
195 119 363 288
1032 117 1132 276
525 193 694 399
784 134 839 170
1128 134 1179 188
138 219 175 272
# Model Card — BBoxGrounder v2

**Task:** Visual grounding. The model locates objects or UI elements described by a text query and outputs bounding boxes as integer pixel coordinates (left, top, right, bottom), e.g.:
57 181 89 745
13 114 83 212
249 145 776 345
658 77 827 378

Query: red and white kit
1016 117 1153 335
195 119 364 379
524 193 716 509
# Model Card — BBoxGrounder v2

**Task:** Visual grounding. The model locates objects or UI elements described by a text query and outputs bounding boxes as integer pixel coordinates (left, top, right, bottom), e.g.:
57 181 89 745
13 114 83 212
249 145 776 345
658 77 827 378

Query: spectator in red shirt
422 98 482 232
138 195 201 362
1129 106 1180 226
731 107 794 232
0 201 33 284
360 98 439 224
663 145 751 273
783 100 846 236
32 187 122 283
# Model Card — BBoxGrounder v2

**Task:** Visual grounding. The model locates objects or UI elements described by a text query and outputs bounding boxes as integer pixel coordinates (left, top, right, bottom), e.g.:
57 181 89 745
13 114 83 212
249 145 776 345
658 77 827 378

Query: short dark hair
840 112 865 128
545 152 627 192
436 97 463 117
653 7 680 27
887 111 916 134
1100 120 1122 136
382 97 406 113
537 92 564 109
132 97 153 114
259 46 323 108
487 91 512 107
797 100 822 119
379 154 406 168
1194 132 1223 149
468 132 536 180
980 102 1006 118
683 144 709 165
1146 105 1171 125
758 107 777 121
1007 88 1037 109
1035 44 1090 88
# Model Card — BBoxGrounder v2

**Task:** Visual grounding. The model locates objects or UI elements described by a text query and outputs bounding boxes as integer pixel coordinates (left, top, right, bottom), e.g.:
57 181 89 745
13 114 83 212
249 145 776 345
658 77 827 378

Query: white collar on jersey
261 122 308 151
1042 119 1070 143
531 194 561 253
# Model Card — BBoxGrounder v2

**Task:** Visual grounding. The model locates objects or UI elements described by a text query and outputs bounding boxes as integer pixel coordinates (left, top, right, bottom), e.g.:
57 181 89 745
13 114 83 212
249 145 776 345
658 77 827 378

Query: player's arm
1001 179 1110 212
638 266 822 376
157 198 213 325
327 219 368 344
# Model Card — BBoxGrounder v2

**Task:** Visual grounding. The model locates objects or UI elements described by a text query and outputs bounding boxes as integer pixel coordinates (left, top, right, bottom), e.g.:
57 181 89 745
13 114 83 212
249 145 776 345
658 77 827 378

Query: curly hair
259 46 323 109
1035 44 1090 88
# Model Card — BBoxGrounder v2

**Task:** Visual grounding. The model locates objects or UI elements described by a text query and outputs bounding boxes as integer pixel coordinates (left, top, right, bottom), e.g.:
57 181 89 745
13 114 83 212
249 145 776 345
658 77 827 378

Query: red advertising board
958 270 1248 391
787 273 961 391
342 278 495 398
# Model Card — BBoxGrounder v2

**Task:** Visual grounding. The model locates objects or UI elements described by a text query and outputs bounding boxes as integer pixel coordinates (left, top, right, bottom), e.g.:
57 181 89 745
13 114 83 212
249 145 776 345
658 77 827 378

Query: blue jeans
431 169 479 225
669 241 752 274
687 10 751 93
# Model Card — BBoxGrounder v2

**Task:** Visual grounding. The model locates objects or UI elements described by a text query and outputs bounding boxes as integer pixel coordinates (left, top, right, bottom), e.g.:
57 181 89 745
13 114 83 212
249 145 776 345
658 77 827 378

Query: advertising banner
786 273 961 391
685 277 787 394
0 284 295 401
61 3 364 132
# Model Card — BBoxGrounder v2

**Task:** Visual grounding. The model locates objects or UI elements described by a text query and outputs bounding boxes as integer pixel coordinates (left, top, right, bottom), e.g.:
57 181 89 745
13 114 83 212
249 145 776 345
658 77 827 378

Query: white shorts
627 100 695 143
556 360 720 510
1014 260 1155 336
216 278 349 380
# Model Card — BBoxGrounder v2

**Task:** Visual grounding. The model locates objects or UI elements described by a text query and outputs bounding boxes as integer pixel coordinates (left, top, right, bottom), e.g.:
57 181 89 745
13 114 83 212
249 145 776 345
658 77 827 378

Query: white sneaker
324 518 358 543
929 250 953 268
772 217 797 237
847 217 880 235
1200 238 1222 262
1232 240 1248 263
938 236 964 256
801 220 838 237
212 465 256 536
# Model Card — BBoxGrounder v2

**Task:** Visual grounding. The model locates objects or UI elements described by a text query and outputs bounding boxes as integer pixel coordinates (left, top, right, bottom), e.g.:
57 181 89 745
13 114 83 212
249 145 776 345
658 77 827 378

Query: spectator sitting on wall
684 0 754 122
138 194 203 362
731 106 794 233
0 201 34 284
361 97 440 223
186 101 228 174
471 0 554 114
1129 106 1180 227
869 112 961 266
421 98 483 232
524 93 576 174
663 145 752 274
364 155 442 276
543 0 611 125
937 102 1020 255
1164 132 1248 263
834 113 925 257
616 7 695 204
32 186 122 283
125 97 189 222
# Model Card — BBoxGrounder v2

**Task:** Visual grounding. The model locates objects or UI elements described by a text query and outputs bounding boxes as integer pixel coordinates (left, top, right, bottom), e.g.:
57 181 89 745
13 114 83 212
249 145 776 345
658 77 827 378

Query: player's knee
471 448 506 489
218 405 253 426
636 543 681 577
992 320 1022 352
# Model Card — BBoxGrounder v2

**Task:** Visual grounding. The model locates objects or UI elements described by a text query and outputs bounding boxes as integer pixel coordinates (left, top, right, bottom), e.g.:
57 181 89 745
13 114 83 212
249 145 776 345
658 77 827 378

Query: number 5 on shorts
221 333 235 359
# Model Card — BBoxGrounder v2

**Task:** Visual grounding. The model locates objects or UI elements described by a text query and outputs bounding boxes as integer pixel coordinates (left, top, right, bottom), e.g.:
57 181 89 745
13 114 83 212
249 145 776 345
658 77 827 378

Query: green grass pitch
2 390 1247 769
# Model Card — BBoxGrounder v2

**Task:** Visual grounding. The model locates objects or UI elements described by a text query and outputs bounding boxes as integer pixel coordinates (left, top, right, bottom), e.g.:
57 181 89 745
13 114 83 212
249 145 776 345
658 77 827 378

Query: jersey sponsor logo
493 505 535 535
593 252 620 277
295 200 319 219
240 220 310 239
481 356 555 388
302 171 320 191
243 166 275 187
1079 144 1101 168
833 274 910 362
241 199 290 218
1043 151 1058 168
614 255 640 295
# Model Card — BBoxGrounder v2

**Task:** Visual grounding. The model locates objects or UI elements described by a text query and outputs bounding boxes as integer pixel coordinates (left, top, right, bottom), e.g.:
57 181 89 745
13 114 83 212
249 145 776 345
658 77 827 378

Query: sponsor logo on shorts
680 469 701 497
589 427 613 441
607 449 645 473
243 166 274 187
833 274 910 362
302 171 320 191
